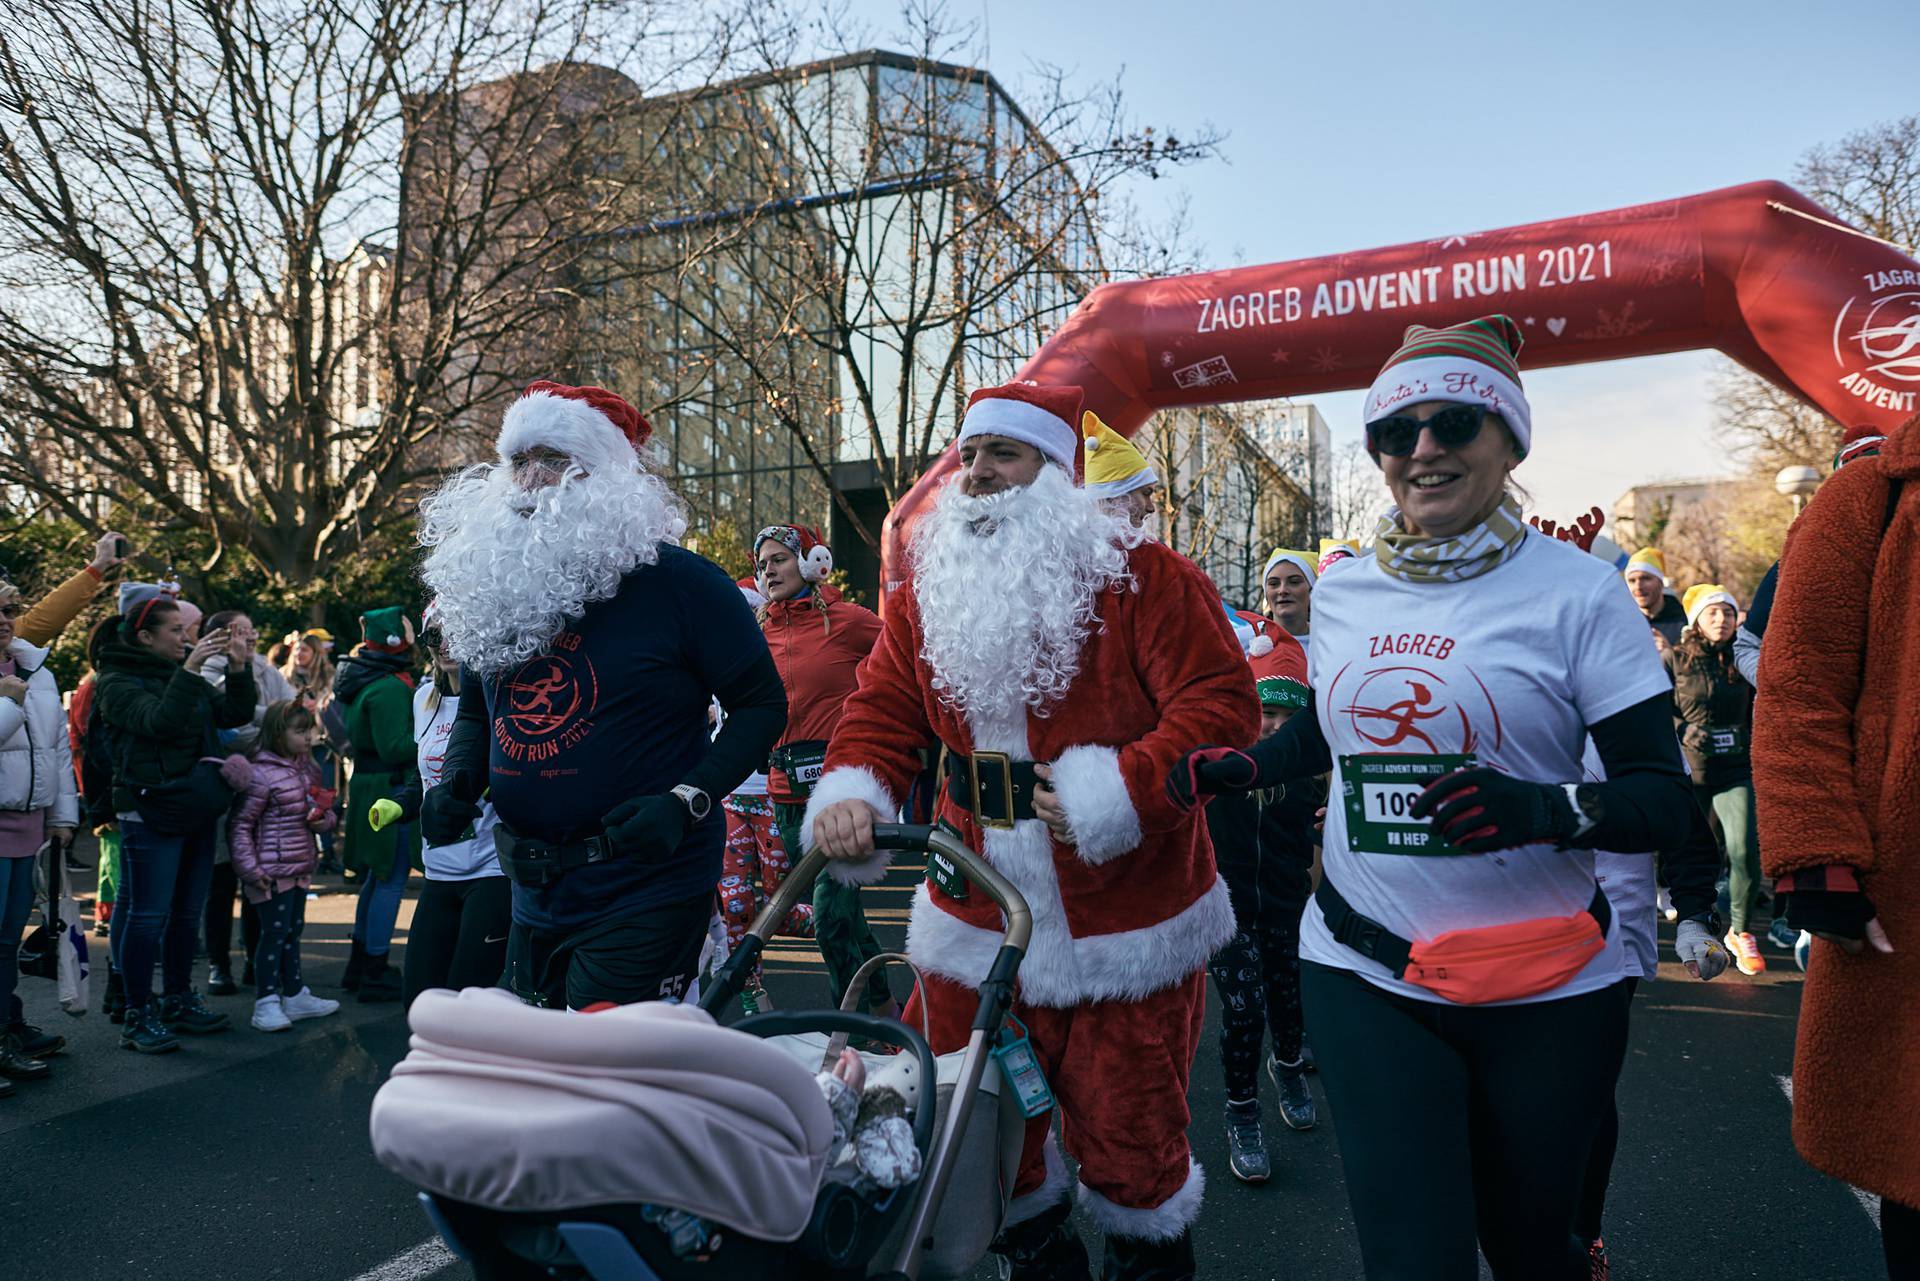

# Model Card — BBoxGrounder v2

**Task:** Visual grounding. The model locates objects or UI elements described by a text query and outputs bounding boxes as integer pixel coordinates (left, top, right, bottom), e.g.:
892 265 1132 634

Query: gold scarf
1372 497 1530 584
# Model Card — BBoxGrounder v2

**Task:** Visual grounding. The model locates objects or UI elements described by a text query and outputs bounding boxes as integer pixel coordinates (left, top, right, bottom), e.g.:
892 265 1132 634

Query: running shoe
1656 886 1677 923
1767 918 1799 952
1724 929 1767 976
1268 1055 1318 1131
251 996 292 1033
206 965 238 996
1225 1101 1270 1184
281 988 341 1021
1588 1236 1610 1280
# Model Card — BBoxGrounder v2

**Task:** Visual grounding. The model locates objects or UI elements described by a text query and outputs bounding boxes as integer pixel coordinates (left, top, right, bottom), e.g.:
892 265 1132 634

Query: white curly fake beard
417 454 687 677
910 463 1141 722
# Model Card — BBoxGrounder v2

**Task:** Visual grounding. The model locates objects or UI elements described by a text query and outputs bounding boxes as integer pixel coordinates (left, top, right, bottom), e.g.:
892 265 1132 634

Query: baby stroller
370 824 1034 1280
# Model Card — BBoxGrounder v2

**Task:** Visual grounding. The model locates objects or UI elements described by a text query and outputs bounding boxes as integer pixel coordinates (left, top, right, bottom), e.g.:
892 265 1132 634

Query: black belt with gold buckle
940 747 1042 829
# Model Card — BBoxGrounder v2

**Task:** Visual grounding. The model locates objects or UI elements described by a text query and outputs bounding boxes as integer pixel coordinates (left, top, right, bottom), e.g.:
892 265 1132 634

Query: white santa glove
1674 919 1729 981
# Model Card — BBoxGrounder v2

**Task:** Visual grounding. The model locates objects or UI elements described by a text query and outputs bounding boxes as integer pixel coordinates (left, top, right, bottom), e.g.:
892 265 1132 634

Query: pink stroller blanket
370 988 835 1241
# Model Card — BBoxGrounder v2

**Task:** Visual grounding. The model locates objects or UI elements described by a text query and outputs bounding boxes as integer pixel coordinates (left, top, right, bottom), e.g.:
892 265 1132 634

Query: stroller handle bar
697 823 1034 1279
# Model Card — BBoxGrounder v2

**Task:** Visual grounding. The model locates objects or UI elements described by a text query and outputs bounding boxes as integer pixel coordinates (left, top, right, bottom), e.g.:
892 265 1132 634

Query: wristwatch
670 784 712 823
1560 783 1604 842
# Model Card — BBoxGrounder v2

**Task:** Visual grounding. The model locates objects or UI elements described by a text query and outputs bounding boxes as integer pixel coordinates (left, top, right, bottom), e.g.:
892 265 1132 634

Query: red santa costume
803 383 1257 1260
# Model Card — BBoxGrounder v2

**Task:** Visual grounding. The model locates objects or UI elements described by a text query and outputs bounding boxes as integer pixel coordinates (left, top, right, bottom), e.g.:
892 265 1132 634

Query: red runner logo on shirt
1330 651 1504 757
494 632 599 763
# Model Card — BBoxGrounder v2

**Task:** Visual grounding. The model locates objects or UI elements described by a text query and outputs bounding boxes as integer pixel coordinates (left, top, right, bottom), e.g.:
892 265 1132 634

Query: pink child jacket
230 752 336 885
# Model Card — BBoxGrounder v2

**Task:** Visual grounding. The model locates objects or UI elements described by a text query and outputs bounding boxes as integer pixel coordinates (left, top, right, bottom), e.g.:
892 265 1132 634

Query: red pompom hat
496 380 654 471
959 382 1084 472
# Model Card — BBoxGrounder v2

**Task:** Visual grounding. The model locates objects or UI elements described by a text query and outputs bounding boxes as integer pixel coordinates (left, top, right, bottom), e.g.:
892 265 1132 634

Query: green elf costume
333 606 420 998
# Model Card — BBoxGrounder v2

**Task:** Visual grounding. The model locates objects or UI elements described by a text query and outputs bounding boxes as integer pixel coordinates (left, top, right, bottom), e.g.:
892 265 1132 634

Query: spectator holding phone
15 530 130 649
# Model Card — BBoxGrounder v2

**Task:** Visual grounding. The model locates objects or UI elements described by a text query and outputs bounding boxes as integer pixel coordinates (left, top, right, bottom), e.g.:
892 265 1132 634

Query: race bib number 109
1340 753 1477 856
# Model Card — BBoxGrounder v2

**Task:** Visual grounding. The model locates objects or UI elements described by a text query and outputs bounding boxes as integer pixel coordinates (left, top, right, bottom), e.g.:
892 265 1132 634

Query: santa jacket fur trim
820 540 1258 1008
801 765 897 886
1753 410 1920 1207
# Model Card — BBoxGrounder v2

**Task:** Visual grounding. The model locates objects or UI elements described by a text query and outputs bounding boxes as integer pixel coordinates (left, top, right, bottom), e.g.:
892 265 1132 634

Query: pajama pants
719 797 814 967
1206 903 1305 1102
908 971 1208 1242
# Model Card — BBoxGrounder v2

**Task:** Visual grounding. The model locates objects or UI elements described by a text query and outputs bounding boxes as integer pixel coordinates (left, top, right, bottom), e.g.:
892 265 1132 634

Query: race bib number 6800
1340 753 1477 856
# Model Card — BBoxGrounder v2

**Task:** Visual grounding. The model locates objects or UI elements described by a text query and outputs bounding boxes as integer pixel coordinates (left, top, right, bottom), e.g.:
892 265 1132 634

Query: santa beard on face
910 462 1142 723
418 452 687 676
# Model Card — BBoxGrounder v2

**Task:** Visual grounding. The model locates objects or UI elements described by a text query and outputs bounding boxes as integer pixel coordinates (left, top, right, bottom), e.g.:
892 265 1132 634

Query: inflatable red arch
880 180 1920 595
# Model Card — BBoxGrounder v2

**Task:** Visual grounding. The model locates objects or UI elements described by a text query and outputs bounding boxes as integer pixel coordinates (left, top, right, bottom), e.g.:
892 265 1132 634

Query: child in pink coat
230 701 341 1031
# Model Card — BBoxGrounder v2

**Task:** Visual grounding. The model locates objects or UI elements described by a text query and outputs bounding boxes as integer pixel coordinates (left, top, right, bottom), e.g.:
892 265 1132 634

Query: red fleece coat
805 540 1258 1008
762 586 882 803
1753 411 1920 1208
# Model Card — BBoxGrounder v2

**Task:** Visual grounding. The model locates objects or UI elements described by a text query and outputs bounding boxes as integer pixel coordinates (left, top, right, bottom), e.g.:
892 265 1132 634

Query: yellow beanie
1625 547 1666 583
1082 411 1158 498
1682 583 1738 626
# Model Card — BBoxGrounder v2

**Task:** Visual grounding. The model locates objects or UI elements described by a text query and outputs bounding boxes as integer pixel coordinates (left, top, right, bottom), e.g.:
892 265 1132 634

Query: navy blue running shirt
483 546 769 929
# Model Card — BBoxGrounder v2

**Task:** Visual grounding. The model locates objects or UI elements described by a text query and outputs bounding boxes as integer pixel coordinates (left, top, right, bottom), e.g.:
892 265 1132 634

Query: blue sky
834 0 1920 518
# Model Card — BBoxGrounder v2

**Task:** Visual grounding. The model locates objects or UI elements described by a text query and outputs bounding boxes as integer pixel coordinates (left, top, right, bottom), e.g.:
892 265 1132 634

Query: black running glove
1166 746 1260 811
602 794 693 862
1410 768 1578 854
420 771 483 847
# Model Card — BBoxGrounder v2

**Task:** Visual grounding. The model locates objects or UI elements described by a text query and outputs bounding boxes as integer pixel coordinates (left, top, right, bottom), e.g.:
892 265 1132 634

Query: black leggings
1206 898 1305 1101
402 876 512 1008
1574 977 1639 1243
1888 1197 1920 1281
205 860 261 975
253 889 307 998
1301 961 1631 1281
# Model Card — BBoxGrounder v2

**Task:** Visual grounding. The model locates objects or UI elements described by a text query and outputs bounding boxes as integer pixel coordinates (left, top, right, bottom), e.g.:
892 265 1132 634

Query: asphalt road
0 860 1888 1281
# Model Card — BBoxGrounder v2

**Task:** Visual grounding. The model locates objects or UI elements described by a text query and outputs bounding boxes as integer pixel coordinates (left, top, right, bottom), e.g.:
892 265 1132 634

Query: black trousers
1302 961 1631 1281
1888 1197 1920 1281
504 892 711 1010
403 876 513 1008
204 860 261 975
1207 897 1306 1102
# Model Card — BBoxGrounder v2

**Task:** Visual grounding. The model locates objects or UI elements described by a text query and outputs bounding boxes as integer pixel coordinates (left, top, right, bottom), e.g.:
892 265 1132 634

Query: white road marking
349 1237 455 1281
1774 1074 1882 1229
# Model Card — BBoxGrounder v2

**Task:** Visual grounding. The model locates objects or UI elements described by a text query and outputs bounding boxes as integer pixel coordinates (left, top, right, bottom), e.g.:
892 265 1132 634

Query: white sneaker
281 987 341 1022
1657 886 1678 922
251 996 292 1033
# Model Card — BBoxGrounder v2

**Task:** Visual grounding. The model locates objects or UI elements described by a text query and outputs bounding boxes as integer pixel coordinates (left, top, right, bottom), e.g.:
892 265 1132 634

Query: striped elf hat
1364 314 1533 458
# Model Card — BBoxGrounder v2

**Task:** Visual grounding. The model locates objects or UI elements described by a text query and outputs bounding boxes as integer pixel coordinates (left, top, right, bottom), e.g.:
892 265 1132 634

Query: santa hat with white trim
1081 410 1158 498
1364 314 1533 458
497 380 654 473
959 382 1084 473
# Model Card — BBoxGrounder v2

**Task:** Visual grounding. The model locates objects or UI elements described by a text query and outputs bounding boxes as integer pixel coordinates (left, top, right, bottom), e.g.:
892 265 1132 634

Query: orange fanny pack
1317 878 1610 1006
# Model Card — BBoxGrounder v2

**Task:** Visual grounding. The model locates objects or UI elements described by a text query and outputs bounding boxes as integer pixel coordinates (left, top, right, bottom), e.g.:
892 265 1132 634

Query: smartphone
113 535 128 559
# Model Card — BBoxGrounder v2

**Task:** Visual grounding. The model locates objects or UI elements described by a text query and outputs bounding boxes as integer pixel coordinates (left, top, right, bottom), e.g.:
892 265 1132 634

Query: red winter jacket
229 752 337 885
762 585 882 803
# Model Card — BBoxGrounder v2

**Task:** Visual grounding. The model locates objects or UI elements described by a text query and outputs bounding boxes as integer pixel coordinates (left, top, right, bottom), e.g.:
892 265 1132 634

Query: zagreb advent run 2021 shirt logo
493 631 599 766
1327 633 1505 759
1833 275 1920 415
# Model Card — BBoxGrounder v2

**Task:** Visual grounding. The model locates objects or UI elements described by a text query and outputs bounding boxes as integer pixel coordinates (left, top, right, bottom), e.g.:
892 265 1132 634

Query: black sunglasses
1366 404 1487 457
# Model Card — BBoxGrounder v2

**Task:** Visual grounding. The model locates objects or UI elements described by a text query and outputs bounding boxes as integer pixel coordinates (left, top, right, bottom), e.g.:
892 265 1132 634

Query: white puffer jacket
0 639 79 829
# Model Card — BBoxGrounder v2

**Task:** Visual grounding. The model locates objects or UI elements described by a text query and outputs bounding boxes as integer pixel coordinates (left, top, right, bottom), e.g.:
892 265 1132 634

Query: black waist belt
1314 877 1612 979
492 823 616 889
940 747 1042 830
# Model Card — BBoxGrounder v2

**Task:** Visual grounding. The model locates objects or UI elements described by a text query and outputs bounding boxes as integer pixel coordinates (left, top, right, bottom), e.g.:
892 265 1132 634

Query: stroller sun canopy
370 988 836 1242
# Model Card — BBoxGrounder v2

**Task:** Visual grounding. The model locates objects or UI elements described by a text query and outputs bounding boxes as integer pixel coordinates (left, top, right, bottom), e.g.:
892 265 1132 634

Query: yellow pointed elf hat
1082 410 1159 498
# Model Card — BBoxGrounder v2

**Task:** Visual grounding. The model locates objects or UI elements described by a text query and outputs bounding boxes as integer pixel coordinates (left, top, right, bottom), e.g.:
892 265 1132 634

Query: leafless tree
618 0 1221 547
1324 439 1386 544
0 0 718 601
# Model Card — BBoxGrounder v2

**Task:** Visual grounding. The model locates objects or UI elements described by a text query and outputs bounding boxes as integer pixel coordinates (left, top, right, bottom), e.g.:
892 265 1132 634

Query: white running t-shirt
1299 531 1673 1004
414 683 503 881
